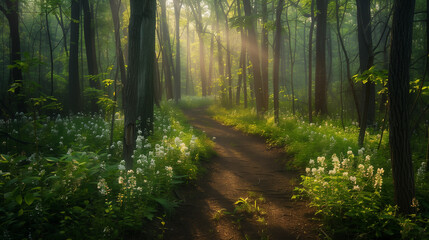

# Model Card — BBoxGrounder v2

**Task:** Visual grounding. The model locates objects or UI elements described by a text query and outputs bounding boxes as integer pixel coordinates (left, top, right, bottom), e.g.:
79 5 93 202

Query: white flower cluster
306 149 385 192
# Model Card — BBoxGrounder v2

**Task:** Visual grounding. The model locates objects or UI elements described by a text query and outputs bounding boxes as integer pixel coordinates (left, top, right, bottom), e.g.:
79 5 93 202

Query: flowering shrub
293 149 426 239
0 103 213 239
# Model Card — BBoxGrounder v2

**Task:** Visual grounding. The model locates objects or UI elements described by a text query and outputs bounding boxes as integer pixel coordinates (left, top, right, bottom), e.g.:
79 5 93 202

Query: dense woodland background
1 0 429 238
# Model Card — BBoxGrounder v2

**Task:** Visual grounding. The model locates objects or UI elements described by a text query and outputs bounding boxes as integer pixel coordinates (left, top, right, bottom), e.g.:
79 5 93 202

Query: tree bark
82 0 101 112
261 0 269 111
356 0 375 147
160 0 174 99
308 0 315 122
243 0 264 114
137 0 156 135
315 0 328 115
68 0 82 113
1 0 25 112
123 0 145 169
388 0 416 214
273 0 284 123
174 0 182 102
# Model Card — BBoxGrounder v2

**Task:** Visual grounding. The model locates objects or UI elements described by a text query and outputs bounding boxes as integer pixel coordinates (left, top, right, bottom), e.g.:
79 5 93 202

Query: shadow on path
164 108 319 240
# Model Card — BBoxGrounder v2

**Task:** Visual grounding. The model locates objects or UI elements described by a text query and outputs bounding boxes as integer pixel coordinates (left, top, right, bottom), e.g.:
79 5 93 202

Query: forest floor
164 108 320 240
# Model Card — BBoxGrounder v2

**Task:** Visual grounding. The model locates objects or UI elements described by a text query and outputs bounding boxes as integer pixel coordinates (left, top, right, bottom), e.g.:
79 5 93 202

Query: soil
164 108 320 240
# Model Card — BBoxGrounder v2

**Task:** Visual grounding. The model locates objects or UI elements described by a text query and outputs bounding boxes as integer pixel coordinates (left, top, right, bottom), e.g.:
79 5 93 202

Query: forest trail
164 108 319 240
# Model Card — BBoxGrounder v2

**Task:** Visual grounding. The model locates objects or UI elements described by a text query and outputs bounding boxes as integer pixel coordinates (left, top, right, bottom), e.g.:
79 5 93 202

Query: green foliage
210 104 429 239
0 102 213 239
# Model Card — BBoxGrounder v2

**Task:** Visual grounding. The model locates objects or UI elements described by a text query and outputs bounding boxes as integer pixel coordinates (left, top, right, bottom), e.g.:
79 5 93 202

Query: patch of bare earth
164 108 319 240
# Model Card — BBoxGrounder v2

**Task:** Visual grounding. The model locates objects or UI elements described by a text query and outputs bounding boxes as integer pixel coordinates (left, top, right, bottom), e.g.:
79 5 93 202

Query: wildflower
309 159 315 165
98 178 109 195
343 172 349 177
317 156 326 166
118 176 124 184
353 185 360 191
349 176 357 184
365 155 371 162
136 168 143 174
367 165 374 178
374 168 384 190
118 164 126 171
329 169 336 175
306 168 311 174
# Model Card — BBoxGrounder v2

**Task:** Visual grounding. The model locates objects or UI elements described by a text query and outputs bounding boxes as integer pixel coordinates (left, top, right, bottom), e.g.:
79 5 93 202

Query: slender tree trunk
214 3 225 101
243 0 264 114
273 0 284 123
315 0 328 115
208 35 214 96
109 0 127 93
45 7 54 96
388 0 416 214
236 0 247 107
261 0 269 111
82 0 101 112
186 20 191 95
198 34 207 96
174 0 182 102
336 0 361 124
308 0 315 122
160 0 174 99
68 0 81 113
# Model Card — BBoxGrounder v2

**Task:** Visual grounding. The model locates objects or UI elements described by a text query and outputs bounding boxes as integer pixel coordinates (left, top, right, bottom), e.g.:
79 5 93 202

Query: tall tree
308 0 315 122
243 0 264 114
0 0 25 112
137 0 156 135
273 0 284 123
68 0 82 113
236 0 247 107
174 0 182 102
315 0 328 115
261 0 269 111
160 0 174 99
82 0 101 112
356 0 374 146
189 0 207 96
388 0 416 214
123 0 144 169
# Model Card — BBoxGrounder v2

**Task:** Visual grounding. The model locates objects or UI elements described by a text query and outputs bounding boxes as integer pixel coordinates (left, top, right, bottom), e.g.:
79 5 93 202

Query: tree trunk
45 7 54 96
308 0 315 122
208 35 214 96
123 0 145 169
160 0 174 100
315 0 328 115
109 0 127 95
243 0 264 114
336 0 361 125
68 0 82 113
236 1 246 106
388 0 416 214
273 0 284 123
82 0 101 112
174 0 182 102
137 0 156 135
261 0 269 112
356 0 374 147
1 0 25 112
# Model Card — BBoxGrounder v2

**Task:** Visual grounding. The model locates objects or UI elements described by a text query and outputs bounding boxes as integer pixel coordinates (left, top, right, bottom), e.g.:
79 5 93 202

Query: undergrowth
210 104 429 239
0 101 213 239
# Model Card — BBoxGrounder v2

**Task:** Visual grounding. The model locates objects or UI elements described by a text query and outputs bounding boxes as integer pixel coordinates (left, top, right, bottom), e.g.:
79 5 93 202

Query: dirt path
164 108 319 240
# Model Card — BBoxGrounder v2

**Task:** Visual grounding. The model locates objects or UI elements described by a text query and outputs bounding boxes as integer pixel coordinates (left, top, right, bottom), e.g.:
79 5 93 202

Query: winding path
165 108 318 240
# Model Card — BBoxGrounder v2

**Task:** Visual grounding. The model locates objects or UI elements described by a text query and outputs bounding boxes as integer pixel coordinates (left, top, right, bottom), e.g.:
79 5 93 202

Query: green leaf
18 209 24 216
24 192 35 206
16 194 23 205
